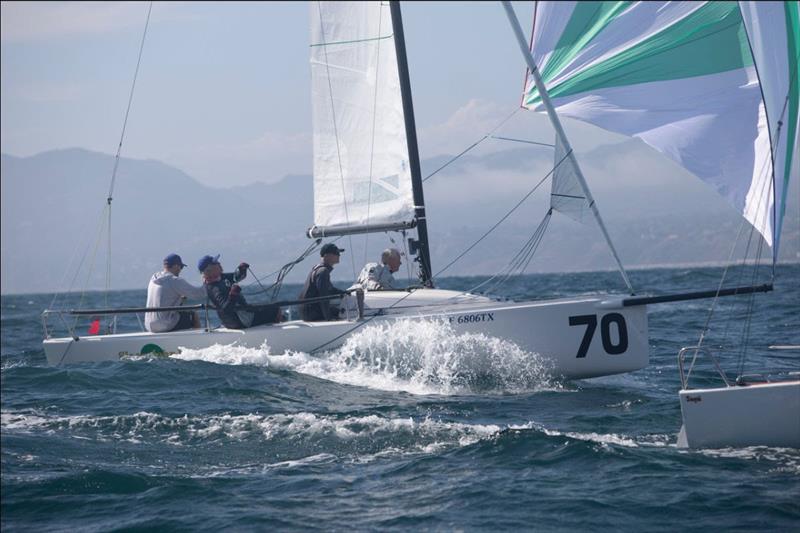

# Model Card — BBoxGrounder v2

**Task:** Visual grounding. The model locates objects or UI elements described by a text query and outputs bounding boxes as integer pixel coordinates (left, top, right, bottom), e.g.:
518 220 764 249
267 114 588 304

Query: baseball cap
320 243 345 256
197 254 220 272
164 253 187 268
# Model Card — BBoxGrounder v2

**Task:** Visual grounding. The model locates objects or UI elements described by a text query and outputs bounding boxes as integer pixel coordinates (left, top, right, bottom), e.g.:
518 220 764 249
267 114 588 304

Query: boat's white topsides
678 380 800 448
43 289 650 379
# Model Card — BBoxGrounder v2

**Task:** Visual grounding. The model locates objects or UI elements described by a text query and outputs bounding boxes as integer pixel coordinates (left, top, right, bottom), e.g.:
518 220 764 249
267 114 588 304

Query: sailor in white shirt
144 253 207 333
353 248 403 291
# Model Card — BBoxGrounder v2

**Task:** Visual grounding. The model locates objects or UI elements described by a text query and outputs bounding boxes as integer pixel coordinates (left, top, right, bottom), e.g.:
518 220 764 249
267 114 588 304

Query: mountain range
2 145 797 294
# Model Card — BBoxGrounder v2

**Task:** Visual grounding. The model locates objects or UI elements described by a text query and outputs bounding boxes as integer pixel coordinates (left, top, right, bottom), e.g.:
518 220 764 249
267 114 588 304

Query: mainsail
309 1 416 236
524 1 799 260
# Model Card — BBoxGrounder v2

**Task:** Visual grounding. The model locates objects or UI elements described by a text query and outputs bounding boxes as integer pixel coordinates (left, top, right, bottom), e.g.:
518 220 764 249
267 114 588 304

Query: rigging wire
49 203 108 312
51 3 153 320
718 148 775 332
73 205 111 331
422 107 523 183
488 135 554 147
432 149 570 279
400 229 413 285
468 209 552 296
104 1 153 311
688 132 776 384
736 237 766 379
728 152 775 378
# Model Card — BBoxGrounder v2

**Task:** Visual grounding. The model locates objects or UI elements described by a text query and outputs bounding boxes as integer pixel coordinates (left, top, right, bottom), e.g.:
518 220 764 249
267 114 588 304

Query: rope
246 266 271 296
244 239 322 300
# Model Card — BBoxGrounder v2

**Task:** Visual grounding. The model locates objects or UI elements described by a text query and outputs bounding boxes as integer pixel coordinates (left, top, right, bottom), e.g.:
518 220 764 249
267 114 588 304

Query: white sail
309 1 415 234
739 1 799 260
524 1 799 256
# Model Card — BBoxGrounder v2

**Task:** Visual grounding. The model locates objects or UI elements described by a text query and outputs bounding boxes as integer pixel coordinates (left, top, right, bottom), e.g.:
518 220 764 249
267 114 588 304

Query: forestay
309 1 415 235
524 1 799 259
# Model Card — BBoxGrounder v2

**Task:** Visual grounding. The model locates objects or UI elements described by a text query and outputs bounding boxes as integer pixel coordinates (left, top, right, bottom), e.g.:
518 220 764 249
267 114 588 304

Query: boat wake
171 342 274 367
173 319 560 395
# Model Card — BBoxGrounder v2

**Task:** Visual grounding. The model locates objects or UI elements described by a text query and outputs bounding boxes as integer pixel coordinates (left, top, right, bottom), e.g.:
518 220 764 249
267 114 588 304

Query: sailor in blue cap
144 253 206 333
198 254 280 329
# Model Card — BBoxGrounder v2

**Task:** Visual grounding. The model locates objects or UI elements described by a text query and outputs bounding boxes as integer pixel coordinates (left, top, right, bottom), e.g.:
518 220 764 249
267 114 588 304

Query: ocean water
2 266 799 531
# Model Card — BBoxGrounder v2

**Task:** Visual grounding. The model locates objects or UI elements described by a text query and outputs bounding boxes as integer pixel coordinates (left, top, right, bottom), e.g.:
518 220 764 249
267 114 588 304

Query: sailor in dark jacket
299 243 346 321
198 254 280 329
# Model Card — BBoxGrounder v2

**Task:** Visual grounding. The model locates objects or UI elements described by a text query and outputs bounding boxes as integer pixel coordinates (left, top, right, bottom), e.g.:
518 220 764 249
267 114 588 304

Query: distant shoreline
3 261 798 297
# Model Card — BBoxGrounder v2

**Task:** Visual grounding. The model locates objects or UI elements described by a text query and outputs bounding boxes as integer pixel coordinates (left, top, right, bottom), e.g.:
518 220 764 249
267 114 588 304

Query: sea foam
173 318 559 395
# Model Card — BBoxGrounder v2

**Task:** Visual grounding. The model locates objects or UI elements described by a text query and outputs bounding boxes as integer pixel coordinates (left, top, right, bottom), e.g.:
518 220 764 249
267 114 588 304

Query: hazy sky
0 1 588 187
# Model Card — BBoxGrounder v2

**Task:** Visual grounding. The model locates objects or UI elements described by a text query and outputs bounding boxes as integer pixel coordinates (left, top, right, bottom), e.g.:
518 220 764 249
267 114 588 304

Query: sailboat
507 0 799 447
42 1 784 396
42 1 646 375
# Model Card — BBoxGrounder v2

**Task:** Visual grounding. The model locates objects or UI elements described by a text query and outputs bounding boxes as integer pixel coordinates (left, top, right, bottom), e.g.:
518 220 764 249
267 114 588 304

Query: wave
1 409 502 460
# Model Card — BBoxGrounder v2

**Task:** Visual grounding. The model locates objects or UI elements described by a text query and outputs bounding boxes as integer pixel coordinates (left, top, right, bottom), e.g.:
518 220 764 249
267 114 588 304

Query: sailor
299 243 347 321
353 248 402 291
145 253 206 333
198 254 281 329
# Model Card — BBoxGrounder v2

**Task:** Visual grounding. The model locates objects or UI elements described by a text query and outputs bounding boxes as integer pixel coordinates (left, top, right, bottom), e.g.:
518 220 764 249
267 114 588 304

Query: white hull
43 289 649 379
677 380 800 448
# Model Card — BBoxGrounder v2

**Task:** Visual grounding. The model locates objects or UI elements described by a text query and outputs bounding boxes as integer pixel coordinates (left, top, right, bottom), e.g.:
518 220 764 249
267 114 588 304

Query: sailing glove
237 262 249 275
229 284 241 298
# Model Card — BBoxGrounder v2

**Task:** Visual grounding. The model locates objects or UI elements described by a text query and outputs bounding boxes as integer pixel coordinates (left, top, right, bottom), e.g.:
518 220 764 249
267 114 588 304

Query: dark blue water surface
3 266 799 531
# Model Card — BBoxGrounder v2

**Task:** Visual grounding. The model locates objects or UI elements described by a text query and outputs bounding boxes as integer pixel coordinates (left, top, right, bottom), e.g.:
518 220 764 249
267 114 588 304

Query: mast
390 0 434 287
502 2 634 294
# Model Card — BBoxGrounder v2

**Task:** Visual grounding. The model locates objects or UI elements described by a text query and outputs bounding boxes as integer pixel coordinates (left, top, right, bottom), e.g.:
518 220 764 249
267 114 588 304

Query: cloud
0 1 179 43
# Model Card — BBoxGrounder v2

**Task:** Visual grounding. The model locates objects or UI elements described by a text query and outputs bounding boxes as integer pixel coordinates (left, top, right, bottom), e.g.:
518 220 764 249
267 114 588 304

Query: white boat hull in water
43 289 649 379
677 381 800 448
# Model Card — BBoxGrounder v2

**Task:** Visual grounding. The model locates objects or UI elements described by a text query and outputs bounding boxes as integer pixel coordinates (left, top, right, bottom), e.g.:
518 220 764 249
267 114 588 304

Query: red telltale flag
88 317 101 335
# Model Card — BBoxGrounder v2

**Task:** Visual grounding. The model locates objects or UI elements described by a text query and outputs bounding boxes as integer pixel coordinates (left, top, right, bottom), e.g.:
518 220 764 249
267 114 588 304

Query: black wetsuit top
299 262 345 321
205 272 246 328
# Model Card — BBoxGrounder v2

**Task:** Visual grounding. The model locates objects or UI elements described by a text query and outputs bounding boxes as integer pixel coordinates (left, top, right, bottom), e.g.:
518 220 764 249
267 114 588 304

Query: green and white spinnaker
524 1 798 259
